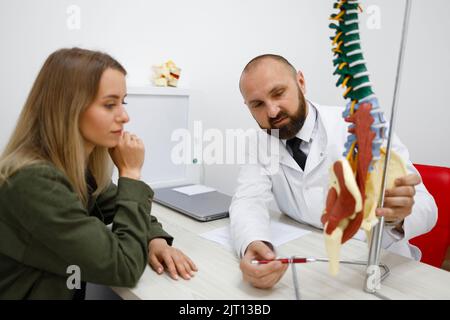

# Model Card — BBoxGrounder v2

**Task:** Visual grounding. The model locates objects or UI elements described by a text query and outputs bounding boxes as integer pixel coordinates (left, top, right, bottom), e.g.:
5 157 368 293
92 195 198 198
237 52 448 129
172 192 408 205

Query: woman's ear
297 71 306 95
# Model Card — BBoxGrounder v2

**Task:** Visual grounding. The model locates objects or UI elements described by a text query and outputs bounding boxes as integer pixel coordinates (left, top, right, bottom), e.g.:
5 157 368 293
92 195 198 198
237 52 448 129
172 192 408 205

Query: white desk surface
112 203 450 300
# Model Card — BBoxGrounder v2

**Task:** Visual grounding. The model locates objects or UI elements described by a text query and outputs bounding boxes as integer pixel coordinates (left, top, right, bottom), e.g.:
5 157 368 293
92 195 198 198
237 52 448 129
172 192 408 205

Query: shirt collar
296 101 316 143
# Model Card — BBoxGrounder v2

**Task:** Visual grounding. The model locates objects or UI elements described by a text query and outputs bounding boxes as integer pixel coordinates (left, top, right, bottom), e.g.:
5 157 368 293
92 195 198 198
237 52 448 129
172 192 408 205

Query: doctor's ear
296 71 306 95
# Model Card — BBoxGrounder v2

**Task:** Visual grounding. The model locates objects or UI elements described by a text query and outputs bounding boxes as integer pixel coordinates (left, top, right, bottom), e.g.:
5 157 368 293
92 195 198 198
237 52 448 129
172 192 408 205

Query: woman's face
79 68 129 152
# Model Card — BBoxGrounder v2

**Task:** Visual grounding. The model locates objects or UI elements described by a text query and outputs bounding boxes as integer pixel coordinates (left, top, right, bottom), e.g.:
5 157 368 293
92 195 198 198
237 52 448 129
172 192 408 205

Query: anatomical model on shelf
152 60 181 87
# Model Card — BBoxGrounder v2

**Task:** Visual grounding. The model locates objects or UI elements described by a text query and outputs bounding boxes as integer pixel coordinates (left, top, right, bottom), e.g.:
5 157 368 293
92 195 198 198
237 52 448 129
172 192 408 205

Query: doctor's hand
148 238 198 280
376 173 421 227
240 241 288 289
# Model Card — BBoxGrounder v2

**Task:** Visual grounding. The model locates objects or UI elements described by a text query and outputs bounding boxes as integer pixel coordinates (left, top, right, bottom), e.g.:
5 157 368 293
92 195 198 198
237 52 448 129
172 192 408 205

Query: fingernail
174 275 179 280
185 275 191 280
157 267 163 274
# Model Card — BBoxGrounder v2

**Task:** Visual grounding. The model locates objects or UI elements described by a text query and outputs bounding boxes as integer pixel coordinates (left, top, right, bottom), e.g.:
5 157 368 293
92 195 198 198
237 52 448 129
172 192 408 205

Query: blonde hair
0 47 127 206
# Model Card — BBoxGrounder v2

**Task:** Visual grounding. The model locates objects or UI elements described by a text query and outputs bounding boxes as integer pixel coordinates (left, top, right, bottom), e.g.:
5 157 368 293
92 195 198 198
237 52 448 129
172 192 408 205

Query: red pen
251 257 317 264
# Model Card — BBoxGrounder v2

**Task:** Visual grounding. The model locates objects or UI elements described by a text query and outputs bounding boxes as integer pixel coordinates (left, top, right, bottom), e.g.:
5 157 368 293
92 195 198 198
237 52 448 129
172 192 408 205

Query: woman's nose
117 105 129 123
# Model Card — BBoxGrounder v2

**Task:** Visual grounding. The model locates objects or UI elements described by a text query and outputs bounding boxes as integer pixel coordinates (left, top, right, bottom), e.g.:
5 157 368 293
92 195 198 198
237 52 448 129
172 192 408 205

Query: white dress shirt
283 101 317 159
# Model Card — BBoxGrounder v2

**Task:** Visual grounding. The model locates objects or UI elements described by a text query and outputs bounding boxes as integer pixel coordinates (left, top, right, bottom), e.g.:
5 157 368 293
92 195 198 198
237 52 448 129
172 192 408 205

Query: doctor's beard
266 85 307 140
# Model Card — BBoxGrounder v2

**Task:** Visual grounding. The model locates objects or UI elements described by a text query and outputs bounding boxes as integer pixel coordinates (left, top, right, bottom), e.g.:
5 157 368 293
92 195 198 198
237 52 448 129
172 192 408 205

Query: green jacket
0 164 173 299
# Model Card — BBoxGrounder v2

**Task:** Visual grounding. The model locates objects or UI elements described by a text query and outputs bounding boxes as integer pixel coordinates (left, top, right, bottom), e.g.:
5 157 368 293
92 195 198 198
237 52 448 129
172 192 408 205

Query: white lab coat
229 102 438 260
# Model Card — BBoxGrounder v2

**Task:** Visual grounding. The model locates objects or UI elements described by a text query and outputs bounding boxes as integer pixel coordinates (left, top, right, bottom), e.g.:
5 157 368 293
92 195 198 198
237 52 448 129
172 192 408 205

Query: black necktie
287 137 307 171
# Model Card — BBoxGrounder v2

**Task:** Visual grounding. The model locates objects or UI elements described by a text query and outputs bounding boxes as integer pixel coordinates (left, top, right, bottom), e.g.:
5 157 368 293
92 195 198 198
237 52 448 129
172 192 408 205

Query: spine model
321 0 407 276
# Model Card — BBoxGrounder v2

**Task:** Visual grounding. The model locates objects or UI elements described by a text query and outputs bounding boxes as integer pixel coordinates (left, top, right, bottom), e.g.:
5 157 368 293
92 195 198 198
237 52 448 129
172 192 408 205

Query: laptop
153 184 231 222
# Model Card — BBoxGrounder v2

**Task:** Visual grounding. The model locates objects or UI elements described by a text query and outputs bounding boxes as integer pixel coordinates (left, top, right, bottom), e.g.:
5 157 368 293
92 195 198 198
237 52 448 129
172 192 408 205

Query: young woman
0 48 197 299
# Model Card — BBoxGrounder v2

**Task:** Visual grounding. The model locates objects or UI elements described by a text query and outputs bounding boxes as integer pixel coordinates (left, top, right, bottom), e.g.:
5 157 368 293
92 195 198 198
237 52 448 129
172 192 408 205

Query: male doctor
230 54 437 289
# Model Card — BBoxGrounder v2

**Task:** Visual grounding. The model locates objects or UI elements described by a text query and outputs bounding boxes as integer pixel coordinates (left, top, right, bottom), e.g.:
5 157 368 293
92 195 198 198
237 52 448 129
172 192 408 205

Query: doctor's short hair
241 54 297 78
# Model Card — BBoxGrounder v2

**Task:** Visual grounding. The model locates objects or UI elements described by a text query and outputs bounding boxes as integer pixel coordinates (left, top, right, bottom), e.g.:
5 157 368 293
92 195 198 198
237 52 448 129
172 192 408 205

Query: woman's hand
109 131 144 180
148 238 198 280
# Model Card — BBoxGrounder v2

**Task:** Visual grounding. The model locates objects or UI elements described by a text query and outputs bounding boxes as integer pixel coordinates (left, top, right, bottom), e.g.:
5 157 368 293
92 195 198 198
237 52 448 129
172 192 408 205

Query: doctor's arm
377 134 438 245
229 162 288 288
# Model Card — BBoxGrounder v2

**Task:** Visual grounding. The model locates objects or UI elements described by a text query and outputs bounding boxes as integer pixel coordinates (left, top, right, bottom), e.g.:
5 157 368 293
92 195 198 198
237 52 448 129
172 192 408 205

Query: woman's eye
104 100 127 109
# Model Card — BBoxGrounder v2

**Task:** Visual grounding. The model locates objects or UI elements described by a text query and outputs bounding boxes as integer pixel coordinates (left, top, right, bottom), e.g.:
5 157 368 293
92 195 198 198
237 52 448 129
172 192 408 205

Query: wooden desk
112 204 450 300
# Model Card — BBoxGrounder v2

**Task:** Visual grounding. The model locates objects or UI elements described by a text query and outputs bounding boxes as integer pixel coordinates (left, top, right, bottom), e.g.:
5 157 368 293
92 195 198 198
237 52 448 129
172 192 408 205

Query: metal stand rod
290 257 391 300
364 0 413 293
290 256 301 300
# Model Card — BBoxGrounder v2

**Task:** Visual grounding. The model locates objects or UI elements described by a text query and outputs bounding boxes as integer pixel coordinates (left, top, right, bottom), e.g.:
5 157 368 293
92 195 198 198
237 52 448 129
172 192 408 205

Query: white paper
200 220 311 252
172 184 216 196
200 226 234 252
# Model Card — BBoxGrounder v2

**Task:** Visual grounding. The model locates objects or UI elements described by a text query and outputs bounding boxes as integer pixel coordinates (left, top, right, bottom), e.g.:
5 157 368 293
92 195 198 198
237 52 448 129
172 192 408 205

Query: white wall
1 0 449 196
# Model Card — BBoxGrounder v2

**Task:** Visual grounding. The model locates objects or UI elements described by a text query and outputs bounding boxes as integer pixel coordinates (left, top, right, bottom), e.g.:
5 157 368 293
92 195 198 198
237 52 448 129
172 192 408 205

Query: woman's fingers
179 253 197 277
148 253 164 274
185 255 198 273
148 239 197 280
184 261 195 277
162 251 179 280
170 250 191 280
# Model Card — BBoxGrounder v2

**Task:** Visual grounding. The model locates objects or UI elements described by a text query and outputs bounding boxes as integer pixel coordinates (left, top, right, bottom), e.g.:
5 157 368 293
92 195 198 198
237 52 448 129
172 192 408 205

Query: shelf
127 86 190 96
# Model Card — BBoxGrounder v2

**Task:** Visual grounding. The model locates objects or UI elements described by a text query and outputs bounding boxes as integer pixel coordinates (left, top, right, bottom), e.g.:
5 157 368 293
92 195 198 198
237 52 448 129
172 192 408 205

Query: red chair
410 164 450 268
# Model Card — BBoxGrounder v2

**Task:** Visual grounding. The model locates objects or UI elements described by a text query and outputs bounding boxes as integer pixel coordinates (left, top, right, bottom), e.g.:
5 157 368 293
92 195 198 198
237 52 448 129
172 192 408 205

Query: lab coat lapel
279 140 302 172
304 115 328 175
